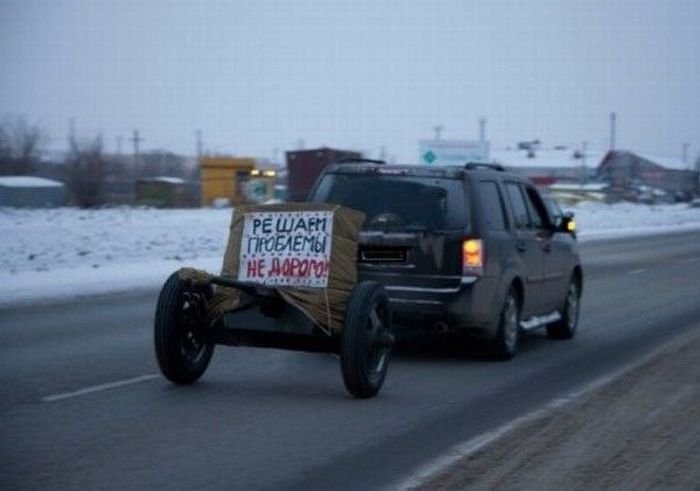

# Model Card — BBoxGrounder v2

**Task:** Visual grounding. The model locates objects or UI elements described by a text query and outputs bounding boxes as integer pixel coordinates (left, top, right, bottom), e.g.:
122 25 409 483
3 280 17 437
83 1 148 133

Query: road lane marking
628 268 646 275
42 374 159 402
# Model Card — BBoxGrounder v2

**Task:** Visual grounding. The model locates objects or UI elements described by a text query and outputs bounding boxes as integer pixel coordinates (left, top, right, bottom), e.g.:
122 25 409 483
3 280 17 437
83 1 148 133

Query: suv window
542 194 563 226
524 186 551 229
505 182 529 229
311 173 469 230
479 180 507 231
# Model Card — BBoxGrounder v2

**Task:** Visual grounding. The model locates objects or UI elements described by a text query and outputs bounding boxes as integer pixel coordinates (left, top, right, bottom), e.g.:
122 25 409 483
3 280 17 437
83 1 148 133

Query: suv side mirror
559 211 577 236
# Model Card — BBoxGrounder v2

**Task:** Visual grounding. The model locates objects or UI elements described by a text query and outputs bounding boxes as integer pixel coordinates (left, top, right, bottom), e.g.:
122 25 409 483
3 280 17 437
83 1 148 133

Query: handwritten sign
238 211 334 287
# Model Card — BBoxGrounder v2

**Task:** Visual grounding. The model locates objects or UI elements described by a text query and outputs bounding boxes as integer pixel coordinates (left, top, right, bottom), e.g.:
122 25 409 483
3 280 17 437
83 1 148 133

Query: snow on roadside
0 207 232 307
573 201 700 240
1 203 700 307
0 206 231 274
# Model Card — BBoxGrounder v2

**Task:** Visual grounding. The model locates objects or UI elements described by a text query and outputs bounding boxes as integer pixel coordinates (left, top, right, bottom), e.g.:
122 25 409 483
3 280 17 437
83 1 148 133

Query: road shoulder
416 327 700 490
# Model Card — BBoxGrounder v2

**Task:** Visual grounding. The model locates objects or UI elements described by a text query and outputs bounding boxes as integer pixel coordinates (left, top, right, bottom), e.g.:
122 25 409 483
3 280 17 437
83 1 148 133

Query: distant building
0 176 67 207
244 168 279 203
491 146 604 186
199 157 256 206
597 150 699 201
285 147 362 201
135 176 189 208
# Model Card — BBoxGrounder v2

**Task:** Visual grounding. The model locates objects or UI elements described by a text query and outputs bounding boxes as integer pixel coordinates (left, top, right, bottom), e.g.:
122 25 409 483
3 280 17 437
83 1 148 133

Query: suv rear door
310 170 467 290
475 178 511 282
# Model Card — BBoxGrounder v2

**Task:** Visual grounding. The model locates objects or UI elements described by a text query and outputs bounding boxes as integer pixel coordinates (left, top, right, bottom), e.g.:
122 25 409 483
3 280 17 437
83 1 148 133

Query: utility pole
195 130 203 161
479 117 487 143
130 129 143 181
115 136 123 156
433 125 443 141
581 141 588 186
609 112 617 151
68 117 76 149
682 142 689 166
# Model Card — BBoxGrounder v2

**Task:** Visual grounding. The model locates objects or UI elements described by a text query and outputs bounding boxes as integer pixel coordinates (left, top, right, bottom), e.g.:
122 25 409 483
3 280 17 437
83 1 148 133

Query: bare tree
63 136 109 207
0 117 46 175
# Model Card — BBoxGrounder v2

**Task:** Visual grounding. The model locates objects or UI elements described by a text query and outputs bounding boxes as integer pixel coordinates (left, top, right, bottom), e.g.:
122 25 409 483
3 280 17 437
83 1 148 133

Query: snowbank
0 207 231 306
573 202 700 240
1 203 700 306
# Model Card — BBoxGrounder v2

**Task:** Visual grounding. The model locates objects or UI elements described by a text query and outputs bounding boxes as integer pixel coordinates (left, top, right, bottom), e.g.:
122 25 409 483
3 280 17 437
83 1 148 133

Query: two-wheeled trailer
154 272 394 398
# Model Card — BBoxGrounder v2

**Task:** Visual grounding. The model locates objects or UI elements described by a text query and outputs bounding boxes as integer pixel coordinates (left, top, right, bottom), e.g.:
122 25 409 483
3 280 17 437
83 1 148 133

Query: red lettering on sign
263 257 331 281
246 258 266 278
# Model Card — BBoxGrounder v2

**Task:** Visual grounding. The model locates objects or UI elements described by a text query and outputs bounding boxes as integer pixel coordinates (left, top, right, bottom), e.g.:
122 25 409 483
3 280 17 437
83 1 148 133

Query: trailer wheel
154 272 214 385
340 281 393 398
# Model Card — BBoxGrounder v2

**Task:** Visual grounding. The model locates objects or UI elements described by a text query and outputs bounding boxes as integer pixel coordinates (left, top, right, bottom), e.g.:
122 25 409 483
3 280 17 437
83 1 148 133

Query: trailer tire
154 272 214 385
340 281 393 399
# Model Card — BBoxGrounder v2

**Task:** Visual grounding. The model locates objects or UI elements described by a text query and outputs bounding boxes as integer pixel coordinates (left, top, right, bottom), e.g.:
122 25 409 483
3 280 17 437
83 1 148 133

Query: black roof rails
464 162 505 171
336 158 386 165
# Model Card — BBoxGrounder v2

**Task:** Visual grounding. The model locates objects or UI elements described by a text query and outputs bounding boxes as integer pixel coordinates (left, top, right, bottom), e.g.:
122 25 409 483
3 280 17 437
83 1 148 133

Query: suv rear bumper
359 272 502 336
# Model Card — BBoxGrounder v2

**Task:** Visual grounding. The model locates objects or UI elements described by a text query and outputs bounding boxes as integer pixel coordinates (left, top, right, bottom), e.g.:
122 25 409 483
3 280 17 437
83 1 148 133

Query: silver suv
310 162 583 359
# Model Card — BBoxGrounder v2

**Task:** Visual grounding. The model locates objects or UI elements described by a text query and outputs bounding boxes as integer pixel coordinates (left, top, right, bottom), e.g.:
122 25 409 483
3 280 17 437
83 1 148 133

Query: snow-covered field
1 203 700 306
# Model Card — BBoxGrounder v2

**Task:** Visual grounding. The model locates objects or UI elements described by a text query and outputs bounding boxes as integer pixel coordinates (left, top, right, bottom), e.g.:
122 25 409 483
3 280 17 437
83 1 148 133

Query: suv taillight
462 239 483 276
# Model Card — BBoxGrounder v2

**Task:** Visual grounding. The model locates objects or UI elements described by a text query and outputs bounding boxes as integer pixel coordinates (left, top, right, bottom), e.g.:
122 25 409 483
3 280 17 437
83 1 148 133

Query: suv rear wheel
490 287 520 360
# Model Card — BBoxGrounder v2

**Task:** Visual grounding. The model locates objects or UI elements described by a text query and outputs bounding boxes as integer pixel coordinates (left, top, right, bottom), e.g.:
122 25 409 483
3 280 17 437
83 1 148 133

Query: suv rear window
311 173 469 231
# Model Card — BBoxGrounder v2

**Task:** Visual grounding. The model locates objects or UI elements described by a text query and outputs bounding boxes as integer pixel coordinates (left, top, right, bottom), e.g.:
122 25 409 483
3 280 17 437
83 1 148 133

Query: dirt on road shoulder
419 328 700 490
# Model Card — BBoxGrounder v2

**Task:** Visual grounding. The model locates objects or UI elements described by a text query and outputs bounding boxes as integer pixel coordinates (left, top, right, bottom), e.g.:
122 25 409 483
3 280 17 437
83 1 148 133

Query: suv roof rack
336 158 386 165
464 162 505 172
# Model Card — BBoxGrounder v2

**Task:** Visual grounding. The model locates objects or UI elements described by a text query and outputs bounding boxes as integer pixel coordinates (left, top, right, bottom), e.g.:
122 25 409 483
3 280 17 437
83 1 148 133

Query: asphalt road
2 231 700 491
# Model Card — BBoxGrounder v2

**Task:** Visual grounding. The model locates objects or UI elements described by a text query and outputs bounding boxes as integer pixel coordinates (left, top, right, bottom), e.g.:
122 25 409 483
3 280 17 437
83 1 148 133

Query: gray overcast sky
1 0 699 162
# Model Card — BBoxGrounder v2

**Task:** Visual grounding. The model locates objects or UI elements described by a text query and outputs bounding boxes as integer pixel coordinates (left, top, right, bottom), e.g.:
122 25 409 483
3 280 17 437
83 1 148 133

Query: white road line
42 374 159 403
628 268 646 275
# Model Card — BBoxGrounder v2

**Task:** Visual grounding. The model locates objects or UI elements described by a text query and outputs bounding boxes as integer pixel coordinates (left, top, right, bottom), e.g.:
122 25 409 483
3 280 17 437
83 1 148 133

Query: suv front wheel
547 280 580 339
490 288 520 360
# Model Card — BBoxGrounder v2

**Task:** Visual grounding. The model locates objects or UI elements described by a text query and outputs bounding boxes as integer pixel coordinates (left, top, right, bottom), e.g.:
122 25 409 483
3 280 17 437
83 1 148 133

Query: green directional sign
419 140 489 166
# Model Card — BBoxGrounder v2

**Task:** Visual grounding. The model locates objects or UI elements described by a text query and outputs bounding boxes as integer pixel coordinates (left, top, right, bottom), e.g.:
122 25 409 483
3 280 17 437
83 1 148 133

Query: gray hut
0 176 67 207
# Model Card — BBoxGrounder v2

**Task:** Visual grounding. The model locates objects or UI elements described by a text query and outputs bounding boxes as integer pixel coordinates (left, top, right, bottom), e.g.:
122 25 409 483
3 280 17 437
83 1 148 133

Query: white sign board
419 139 490 165
244 179 269 203
238 211 334 287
